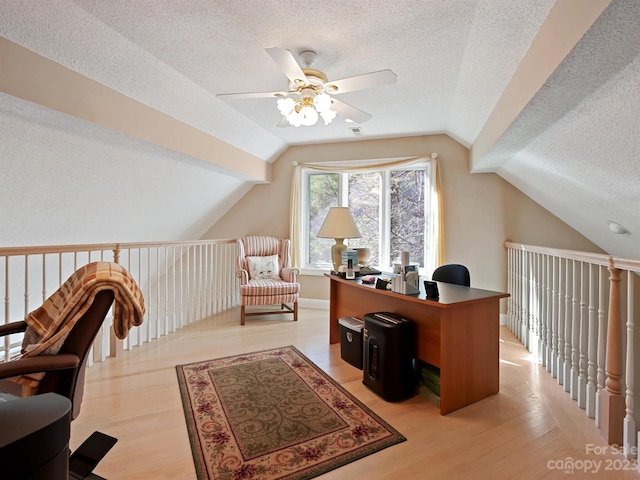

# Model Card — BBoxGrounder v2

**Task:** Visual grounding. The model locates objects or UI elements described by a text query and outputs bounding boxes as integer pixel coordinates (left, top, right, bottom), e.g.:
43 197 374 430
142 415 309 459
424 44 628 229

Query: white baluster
23 255 29 320
586 263 598 418
624 270 635 459
531 252 537 353
557 258 566 386
577 261 588 408
507 247 515 333
539 253 547 365
515 248 522 340
41 254 46 304
144 247 153 346
545 254 553 371
531 252 539 357
563 258 573 392
550 256 558 378
3 262 10 362
595 265 607 427
570 260 580 400
523 249 527 342
525 253 535 351
165 247 171 332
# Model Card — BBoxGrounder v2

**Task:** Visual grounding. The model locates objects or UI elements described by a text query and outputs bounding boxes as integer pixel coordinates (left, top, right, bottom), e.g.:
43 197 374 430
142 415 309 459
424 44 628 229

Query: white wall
0 96 250 247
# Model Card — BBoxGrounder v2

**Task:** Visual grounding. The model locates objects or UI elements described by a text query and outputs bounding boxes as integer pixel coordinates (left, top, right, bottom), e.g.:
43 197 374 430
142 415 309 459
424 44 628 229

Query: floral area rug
175 346 406 479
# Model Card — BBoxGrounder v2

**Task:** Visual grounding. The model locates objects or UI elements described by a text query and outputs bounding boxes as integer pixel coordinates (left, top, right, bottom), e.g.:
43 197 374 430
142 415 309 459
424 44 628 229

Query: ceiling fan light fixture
313 92 332 112
280 90 337 127
320 108 337 125
299 105 318 126
277 97 296 116
218 48 397 128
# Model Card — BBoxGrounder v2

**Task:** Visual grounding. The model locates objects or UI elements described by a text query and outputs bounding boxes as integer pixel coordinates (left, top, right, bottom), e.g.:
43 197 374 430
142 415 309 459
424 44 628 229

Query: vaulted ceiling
1 1 638 258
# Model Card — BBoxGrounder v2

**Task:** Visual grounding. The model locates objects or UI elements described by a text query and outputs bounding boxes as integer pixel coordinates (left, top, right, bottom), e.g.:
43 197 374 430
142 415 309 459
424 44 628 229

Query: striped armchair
236 236 300 325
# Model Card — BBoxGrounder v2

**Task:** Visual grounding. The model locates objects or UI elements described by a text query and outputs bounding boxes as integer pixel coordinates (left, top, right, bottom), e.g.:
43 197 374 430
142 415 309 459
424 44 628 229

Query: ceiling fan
216 47 397 127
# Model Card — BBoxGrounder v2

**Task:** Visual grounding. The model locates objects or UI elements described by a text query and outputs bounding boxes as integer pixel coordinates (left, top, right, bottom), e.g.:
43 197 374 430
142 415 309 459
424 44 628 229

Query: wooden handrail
0 238 236 257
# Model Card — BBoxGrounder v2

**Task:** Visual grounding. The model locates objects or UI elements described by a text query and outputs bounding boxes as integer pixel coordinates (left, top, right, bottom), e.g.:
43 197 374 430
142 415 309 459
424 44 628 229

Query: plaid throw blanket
21 261 145 357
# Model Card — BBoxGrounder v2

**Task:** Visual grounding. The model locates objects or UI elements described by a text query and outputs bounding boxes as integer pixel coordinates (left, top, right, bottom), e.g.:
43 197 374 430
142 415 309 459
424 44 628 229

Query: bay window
299 158 438 274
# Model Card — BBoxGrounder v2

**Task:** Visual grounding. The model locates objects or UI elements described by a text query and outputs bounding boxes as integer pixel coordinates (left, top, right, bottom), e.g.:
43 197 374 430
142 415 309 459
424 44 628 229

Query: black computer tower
363 312 416 401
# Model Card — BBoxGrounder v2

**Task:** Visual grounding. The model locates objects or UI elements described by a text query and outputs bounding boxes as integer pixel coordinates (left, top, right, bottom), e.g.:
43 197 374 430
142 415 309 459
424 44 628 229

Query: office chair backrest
38 289 115 419
432 264 470 287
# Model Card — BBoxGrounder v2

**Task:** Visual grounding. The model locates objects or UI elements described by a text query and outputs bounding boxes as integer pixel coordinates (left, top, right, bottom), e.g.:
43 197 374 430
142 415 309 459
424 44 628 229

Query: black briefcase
363 312 416 401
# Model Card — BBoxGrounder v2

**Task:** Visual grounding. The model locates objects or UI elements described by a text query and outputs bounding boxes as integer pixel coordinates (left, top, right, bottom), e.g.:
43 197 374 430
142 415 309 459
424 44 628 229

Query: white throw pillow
247 255 280 280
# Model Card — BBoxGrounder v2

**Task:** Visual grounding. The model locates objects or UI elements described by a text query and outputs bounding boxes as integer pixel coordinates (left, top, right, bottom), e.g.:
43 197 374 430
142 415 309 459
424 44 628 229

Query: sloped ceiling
0 0 638 258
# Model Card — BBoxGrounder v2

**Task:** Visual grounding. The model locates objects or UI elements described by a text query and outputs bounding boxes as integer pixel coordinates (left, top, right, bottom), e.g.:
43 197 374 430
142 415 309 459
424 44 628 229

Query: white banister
0 239 239 364
505 241 640 446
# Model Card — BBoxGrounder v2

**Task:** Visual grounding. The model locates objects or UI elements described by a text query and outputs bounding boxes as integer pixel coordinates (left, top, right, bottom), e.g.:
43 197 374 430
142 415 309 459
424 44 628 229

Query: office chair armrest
0 320 28 337
280 267 299 282
0 353 80 379
236 269 249 284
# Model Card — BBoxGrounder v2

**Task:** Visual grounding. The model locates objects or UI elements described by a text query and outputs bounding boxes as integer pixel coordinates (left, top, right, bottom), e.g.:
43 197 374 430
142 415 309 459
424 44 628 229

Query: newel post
599 260 624 444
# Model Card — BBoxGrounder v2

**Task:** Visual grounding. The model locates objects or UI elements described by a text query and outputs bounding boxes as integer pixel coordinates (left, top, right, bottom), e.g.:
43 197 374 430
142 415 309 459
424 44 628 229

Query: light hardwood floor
71 307 639 479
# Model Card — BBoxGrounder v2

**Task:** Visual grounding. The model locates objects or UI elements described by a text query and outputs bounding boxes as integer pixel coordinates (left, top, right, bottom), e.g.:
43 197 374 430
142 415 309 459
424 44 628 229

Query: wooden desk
326 274 509 414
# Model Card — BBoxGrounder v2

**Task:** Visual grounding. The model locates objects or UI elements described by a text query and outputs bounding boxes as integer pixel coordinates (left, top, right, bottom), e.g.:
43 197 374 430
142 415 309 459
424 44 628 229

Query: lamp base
331 239 346 272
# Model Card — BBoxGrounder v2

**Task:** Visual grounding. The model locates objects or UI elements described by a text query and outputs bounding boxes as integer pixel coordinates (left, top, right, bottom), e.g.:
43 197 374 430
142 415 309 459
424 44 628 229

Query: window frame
299 161 434 275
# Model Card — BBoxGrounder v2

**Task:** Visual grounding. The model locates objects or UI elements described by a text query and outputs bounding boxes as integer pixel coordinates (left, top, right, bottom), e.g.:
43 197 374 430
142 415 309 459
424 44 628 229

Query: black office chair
432 264 470 287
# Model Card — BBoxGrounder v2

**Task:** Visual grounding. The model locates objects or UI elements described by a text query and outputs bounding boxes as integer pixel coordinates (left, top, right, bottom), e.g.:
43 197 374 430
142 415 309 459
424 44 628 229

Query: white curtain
289 154 444 272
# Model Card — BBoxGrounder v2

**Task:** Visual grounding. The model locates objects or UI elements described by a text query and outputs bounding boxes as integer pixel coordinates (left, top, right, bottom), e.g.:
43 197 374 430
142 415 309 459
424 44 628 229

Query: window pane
348 172 380 265
390 170 425 267
308 173 339 265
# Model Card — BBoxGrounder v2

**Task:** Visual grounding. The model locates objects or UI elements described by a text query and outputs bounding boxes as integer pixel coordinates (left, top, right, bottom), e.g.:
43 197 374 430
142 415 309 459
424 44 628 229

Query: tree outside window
305 166 429 271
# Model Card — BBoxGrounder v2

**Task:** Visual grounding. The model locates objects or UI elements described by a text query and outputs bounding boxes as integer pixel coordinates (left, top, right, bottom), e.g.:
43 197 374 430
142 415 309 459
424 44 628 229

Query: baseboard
299 298 329 310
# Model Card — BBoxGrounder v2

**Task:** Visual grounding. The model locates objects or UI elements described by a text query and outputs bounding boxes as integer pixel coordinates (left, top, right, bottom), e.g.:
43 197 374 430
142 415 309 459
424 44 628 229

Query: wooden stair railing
505 242 640 458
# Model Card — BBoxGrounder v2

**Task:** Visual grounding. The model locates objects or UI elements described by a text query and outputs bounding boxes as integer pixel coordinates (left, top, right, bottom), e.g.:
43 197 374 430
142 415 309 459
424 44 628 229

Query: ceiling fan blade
216 91 284 99
326 69 397 94
332 98 372 124
265 47 307 85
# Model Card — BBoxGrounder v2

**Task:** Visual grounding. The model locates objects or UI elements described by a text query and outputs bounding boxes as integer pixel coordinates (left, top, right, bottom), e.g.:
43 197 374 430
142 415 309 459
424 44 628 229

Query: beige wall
203 134 602 302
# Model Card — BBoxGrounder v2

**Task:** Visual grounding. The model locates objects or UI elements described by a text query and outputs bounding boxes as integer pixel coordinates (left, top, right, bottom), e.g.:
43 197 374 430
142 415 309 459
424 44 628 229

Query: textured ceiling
1 0 639 258
0 0 555 156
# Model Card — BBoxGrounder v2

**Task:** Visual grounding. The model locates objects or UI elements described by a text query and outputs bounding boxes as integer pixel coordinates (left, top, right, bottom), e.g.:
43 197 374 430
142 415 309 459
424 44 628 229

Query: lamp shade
317 207 362 239
317 207 362 272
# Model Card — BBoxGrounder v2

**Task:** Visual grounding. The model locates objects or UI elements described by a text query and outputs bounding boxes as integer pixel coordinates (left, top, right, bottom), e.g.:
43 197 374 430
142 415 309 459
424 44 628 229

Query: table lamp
317 207 362 272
